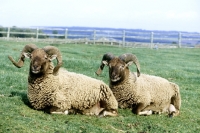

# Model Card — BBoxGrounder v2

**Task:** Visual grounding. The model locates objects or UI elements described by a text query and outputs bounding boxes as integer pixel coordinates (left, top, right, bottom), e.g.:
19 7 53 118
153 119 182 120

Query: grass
0 40 200 133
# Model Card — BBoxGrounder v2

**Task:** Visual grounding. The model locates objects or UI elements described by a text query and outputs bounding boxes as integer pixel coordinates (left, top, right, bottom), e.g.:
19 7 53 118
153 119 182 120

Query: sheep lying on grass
96 53 181 117
8 44 118 117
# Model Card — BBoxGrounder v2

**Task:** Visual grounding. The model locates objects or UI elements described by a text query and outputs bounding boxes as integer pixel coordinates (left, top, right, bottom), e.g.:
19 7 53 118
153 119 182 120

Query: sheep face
104 58 130 83
24 49 57 75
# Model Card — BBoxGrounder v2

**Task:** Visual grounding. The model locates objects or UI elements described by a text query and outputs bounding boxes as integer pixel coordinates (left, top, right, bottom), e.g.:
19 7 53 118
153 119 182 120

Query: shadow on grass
10 91 32 108
10 91 53 114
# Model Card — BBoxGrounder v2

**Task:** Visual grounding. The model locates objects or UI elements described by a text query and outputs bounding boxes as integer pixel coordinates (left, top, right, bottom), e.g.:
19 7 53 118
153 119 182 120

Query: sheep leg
50 106 69 115
132 103 151 115
51 110 69 115
82 102 104 116
168 104 177 117
98 85 118 117
99 109 118 117
138 110 153 116
82 102 117 117
82 104 118 117
170 83 181 116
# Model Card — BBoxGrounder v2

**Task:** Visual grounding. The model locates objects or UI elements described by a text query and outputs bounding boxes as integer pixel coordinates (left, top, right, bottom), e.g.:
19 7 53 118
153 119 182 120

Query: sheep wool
96 53 181 116
27 62 118 115
111 72 181 113
9 44 118 116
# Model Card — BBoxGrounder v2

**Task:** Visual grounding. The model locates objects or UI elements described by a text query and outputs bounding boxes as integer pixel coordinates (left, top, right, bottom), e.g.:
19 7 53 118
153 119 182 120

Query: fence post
178 32 181 48
36 28 39 42
7 27 10 40
122 30 125 47
93 30 96 45
150 32 154 49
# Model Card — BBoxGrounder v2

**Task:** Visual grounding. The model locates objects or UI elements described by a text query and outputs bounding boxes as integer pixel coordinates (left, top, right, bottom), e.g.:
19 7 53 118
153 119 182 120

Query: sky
0 0 200 32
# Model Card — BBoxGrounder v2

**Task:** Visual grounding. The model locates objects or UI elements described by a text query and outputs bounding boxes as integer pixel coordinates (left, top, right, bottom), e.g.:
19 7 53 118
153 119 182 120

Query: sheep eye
30 54 32 59
119 65 124 70
120 65 125 68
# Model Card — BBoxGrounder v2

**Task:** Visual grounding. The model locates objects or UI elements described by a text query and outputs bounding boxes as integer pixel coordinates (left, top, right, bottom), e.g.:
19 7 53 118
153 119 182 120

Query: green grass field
0 40 200 133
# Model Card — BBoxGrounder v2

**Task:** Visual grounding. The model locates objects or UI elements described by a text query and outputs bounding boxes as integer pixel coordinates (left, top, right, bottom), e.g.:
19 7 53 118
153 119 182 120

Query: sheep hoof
169 112 175 118
139 110 153 116
99 110 118 117
168 104 180 117
50 110 69 115
146 110 153 115
64 110 69 115
51 111 64 114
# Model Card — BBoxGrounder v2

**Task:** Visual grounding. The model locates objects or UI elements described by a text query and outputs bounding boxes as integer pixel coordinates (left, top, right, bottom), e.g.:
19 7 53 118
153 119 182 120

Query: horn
8 44 38 68
95 53 115 75
119 53 140 77
43 46 62 75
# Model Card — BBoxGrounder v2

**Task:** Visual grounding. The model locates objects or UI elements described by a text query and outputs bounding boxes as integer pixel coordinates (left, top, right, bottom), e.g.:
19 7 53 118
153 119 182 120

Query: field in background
0 40 200 132
1 26 200 48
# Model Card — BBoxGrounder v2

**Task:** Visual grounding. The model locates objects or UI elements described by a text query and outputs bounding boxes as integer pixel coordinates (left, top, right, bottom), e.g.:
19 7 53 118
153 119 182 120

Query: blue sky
0 0 200 32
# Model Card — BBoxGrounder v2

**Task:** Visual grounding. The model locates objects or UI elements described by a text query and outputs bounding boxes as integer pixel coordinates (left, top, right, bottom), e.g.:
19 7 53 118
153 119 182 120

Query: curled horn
119 53 141 77
8 44 38 68
43 46 62 75
95 53 115 75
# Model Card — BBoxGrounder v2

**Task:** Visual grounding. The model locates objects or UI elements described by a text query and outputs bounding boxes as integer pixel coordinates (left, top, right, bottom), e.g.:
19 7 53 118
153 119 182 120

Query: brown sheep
96 53 181 117
8 44 118 117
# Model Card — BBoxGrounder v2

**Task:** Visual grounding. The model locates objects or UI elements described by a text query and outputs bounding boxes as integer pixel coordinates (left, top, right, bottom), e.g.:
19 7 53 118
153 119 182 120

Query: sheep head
8 44 62 75
96 53 140 83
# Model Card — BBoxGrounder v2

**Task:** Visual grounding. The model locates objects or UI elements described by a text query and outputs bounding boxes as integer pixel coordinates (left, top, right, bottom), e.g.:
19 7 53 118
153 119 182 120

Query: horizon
33 26 200 33
1 25 200 34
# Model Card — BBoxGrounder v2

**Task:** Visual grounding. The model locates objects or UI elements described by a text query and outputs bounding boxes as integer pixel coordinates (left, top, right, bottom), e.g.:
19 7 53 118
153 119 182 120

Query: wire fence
0 26 200 48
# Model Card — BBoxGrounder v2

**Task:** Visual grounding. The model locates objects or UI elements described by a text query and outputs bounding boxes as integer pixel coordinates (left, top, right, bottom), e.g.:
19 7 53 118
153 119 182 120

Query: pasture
0 40 200 133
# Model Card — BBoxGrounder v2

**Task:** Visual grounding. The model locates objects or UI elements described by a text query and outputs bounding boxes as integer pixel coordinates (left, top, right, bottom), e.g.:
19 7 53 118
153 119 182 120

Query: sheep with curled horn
8 44 62 75
8 44 118 117
96 53 181 117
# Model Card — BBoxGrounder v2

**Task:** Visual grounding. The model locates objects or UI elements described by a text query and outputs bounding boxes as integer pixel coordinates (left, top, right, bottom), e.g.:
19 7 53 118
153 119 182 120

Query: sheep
95 53 181 117
8 44 118 117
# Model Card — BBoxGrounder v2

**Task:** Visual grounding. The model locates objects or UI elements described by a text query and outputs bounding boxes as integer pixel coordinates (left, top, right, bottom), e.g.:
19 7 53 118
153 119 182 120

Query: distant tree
52 30 58 34
172 41 177 44
0 26 50 39
0 27 4 37
37 29 46 39
58 36 65 39
52 30 58 38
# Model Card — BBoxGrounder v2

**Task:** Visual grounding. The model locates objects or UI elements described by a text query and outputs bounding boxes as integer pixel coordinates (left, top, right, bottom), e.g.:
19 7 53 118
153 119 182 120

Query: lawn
0 40 200 133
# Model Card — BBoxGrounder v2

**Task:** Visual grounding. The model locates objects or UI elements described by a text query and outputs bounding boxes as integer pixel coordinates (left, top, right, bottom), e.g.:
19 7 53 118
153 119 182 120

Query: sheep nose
111 72 118 78
33 65 40 70
111 72 115 77
33 65 38 69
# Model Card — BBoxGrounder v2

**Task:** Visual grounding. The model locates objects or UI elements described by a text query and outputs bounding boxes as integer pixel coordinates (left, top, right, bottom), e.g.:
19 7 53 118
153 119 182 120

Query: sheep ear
49 55 57 61
23 52 31 58
125 61 133 67
102 60 108 66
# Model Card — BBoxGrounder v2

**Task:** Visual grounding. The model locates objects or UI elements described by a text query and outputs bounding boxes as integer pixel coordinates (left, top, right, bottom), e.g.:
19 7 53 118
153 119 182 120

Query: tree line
0 26 60 38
